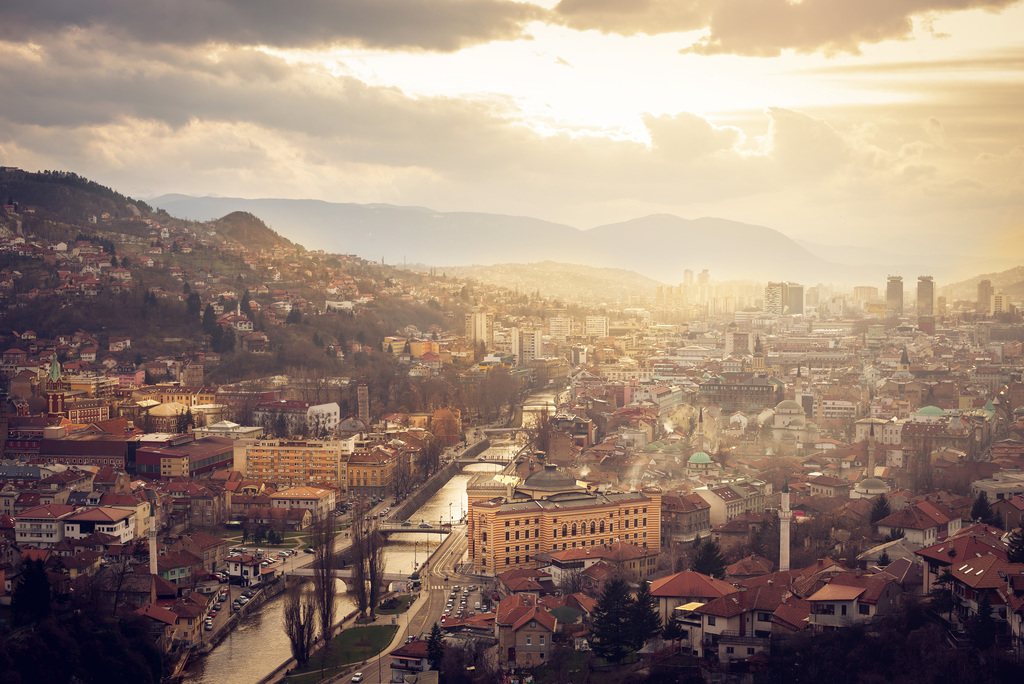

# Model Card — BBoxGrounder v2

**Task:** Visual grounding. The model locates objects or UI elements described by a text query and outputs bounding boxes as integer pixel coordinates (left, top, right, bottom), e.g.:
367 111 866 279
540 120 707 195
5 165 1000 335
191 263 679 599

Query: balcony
707 631 770 648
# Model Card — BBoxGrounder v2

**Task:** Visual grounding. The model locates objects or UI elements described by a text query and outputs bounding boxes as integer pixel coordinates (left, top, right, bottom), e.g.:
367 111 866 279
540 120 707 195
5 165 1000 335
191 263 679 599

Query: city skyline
0 1 1022 266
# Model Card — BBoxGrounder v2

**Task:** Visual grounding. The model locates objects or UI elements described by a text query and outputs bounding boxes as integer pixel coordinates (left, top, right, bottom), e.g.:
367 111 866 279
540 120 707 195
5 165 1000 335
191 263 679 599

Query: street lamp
449 502 453 526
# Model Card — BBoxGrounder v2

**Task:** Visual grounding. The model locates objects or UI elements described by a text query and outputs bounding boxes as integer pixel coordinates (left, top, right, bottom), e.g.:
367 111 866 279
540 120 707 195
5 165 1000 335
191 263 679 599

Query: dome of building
916 405 945 416
688 451 712 464
520 464 581 493
775 399 804 414
859 477 887 491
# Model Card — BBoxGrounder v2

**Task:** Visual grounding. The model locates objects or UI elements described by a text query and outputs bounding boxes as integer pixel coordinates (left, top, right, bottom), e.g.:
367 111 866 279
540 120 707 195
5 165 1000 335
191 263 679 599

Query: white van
474 601 480 611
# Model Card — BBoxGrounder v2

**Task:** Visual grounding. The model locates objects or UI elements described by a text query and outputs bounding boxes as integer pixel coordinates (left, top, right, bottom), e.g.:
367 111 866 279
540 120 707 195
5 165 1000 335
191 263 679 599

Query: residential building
270 486 337 520
241 439 346 489
495 593 557 669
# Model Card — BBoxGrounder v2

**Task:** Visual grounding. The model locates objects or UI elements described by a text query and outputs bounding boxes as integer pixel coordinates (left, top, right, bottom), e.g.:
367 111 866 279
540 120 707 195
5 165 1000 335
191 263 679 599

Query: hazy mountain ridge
211 211 297 252
150 194 873 283
943 266 1024 300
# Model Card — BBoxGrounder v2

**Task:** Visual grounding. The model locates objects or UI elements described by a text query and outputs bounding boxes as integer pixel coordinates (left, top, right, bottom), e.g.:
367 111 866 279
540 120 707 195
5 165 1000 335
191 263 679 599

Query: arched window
562 524 568 538
590 522 596 535
600 520 605 533
571 523 577 537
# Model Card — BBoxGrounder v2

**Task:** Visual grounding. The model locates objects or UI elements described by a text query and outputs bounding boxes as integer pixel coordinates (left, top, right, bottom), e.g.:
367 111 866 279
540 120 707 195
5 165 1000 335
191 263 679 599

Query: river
181 457 510 684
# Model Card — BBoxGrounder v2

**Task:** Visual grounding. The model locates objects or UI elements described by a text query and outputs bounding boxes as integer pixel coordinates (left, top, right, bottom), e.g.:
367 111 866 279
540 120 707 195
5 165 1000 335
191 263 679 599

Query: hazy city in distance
2 2 1024 684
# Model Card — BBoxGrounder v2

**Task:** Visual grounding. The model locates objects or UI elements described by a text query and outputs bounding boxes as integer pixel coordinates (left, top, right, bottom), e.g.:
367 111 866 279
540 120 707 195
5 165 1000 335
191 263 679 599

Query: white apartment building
585 316 609 338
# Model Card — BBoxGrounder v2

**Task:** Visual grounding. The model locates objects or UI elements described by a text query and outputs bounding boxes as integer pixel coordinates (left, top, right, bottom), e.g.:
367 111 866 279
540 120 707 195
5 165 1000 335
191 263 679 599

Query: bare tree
349 511 370 617
366 520 386 619
283 584 317 668
310 510 337 671
557 566 586 595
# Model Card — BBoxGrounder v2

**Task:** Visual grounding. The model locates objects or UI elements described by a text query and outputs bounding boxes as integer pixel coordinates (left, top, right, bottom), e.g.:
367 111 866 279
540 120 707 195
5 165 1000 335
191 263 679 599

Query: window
540 635 545 645
515 531 520 540
726 646 734 654
758 612 772 622
526 637 532 645
815 604 835 615
747 648 755 655
859 604 870 615
841 605 847 616
505 532 510 541
707 616 716 626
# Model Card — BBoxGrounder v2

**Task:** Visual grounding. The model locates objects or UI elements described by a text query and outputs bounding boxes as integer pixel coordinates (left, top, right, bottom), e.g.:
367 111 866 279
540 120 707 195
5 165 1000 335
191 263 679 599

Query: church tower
43 354 66 417
752 335 765 373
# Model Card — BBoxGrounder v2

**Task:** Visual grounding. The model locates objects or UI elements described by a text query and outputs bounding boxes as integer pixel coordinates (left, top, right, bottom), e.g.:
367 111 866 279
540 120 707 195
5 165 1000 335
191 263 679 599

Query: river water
181 457 510 684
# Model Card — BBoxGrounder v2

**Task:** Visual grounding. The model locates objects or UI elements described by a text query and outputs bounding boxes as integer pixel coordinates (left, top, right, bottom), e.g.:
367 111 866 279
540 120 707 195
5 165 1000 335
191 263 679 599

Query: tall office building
765 282 786 315
518 328 542 365
787 283 804 315
917 276 934 317
886 276 904 317
548 317 571 342
465 309 493 347
977 279 994 315
585 316 609 338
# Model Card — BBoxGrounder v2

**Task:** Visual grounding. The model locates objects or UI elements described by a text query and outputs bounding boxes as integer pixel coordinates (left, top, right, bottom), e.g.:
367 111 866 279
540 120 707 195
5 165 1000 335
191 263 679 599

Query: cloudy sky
1 0 1022 262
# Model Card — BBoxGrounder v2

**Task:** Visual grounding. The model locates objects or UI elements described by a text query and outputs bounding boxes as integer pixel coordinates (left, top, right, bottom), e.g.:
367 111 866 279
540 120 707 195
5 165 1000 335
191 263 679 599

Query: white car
351 674 363 683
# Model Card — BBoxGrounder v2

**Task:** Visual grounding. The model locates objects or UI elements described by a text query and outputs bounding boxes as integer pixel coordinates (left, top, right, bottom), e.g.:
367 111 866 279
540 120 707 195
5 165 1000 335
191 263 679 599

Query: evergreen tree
590 577 634 663
883 528 905 543
870 494 892 526
629 580 662 650
1008 527 1024 564
427 622 444 671
971 491 999 527
970 592 997 650
241 289 254 320
691 538 727 579
186 292 202 317
929 568 957 622
12 559 51 625
202 304 217 334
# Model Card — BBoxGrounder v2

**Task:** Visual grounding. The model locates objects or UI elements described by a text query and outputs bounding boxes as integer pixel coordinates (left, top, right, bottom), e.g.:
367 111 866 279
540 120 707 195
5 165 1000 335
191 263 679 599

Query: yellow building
347 448 396 499
242 439 345 489
467 464 661 575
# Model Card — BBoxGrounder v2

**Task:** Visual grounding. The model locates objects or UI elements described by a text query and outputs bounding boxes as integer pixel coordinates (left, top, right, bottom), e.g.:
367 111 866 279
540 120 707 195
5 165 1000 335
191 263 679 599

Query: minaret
866 422 877 479
148 496 158 575
779 479 792 572
694 407 705 453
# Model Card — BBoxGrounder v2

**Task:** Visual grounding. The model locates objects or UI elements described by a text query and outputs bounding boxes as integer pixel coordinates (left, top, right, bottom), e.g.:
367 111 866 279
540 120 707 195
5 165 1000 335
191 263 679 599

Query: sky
0 0 1022 263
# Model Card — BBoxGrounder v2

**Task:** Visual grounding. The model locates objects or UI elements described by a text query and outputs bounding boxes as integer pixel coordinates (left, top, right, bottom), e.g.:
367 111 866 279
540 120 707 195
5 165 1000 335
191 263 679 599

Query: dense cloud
0 0 544 52
553 0 1021 56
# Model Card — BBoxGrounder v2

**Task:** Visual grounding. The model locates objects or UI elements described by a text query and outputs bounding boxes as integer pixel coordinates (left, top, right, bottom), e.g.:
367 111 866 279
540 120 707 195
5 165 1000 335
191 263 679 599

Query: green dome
917 406 945 416
688 451 712 464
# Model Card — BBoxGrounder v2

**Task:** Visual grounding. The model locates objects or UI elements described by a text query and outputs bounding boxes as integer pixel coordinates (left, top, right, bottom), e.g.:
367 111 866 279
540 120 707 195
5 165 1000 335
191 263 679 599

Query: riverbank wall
391 439 490 522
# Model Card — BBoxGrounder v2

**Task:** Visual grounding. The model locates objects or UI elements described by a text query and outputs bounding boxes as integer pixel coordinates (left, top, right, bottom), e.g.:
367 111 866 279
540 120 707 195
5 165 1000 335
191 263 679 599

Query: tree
366 521 386 619
349 512 369 617
870 495 892 527
883 528 905 543
310 511 337 674
629 580 661 651
929 568 958 623
556 566 586 595
202 304 217 334
283 584 317 668
691 538 727 579
970 592 997 650
427 622 445 671
186 291 202 317
590 577 634 663
1008 527 1024 564
661 617 684 650
12 559 51 625
971 491 1000 527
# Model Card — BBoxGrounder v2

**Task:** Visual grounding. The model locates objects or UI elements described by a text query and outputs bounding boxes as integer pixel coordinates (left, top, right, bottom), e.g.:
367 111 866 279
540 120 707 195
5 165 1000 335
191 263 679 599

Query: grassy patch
376 594 415 615
284 625 397 684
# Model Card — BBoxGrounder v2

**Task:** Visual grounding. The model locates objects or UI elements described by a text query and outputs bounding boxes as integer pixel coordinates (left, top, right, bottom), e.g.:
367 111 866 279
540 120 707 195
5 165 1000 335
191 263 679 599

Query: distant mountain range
148 194 1016 286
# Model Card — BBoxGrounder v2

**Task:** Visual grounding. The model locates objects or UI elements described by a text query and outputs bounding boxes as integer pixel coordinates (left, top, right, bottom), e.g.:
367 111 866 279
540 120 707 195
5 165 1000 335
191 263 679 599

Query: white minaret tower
149 500 158 575
779 479 792 573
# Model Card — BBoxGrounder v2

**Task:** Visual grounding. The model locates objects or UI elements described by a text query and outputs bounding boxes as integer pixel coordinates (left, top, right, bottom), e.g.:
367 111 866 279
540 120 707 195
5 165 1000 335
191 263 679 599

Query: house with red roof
495 593 558 669
876 500 960 547
650 570 737 624
694 582 789 661
806 572 902 631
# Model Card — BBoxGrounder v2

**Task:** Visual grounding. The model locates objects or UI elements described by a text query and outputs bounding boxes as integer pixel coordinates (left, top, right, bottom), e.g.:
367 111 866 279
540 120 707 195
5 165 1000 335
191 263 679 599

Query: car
209 610 217 617
238 597 249 605
351 673 363 683
418 522 431 528
304 548 315 554
205 623 214 631
439 616 446 624
405 636 415 644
